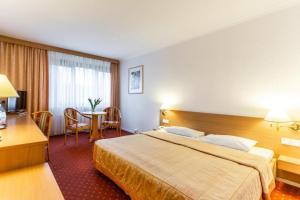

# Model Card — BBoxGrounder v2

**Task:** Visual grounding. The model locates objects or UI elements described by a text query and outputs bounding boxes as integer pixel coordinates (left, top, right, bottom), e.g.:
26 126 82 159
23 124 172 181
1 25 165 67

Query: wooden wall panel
160 110 300 159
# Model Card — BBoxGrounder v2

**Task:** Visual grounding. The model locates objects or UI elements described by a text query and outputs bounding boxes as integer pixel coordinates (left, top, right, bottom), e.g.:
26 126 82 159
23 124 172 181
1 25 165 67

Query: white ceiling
0 0 300 60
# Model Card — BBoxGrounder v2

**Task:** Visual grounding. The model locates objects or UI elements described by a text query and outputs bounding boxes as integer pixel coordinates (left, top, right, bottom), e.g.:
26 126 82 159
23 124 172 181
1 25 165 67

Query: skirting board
276 177 300 188
121 128 135 134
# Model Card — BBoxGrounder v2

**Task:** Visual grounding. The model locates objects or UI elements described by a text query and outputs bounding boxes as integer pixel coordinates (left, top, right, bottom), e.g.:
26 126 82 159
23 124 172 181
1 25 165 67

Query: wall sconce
160 103 171 116
264 109 300 131
160 103 172 125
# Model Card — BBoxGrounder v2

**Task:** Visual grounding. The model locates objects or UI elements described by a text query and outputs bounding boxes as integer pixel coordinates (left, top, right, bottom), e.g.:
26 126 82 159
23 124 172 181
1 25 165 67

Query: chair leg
76 129 79 145
47 145 50 161
64 127 67 145
90 121 92 138
100 126 103 139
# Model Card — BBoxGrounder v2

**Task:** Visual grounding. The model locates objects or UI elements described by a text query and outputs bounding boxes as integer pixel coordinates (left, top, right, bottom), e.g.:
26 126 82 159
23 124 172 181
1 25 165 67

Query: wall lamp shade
0 74 19 98
160 103 172 111
264 109 291 123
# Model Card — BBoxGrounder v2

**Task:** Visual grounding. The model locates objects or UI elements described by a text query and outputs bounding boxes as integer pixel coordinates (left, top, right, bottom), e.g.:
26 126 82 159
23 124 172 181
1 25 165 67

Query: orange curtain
0 41 48 114
110 62 120 108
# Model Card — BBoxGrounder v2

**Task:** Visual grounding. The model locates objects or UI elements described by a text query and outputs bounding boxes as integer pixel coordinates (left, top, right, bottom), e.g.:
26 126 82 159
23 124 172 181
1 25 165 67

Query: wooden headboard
160 110 300 159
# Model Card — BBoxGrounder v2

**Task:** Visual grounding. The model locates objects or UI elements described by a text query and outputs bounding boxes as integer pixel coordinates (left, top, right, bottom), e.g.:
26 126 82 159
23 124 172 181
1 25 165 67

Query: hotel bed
93 130 275 200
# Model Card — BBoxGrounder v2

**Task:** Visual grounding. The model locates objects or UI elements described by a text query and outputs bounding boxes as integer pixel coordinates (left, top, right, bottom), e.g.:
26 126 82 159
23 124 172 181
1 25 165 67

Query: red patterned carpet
272 181 300 200
49 130 130 200
49 131 300 200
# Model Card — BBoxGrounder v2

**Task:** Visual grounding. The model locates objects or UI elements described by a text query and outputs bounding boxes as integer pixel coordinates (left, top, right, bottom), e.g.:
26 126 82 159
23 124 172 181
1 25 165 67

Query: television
7 90 27 113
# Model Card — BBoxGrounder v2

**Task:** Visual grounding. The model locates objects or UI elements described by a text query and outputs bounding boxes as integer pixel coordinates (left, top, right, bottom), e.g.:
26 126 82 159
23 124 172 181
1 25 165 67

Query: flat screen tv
7 90 27 113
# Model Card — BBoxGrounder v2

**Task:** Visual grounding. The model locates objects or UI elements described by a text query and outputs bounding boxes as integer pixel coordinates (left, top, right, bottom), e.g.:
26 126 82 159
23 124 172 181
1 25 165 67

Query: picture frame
128 65 144 94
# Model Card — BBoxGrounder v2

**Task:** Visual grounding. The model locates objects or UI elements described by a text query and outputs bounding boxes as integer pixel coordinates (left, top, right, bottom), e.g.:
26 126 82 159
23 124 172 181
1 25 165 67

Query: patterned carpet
272 182 300 200
49 130 130 200
48 130 300 200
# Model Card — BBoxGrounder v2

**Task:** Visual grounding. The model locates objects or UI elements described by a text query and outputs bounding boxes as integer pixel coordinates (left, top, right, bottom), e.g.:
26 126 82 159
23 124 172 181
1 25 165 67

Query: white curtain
48 51 111 135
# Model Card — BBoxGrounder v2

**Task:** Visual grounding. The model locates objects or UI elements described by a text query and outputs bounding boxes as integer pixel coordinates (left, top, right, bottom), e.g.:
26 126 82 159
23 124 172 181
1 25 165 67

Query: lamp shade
264 109 291 123
0 74 19 98
160 103 172 110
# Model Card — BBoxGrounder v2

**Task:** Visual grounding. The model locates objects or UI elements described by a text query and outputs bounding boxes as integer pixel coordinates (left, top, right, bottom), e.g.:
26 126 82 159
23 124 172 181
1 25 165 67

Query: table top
278 155 300 165
0 114 48 150
0 163 64 200
82 111 107 115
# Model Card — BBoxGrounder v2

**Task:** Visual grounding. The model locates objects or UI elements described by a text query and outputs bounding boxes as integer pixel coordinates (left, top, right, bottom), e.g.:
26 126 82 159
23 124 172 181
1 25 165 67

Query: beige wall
120 5 300 132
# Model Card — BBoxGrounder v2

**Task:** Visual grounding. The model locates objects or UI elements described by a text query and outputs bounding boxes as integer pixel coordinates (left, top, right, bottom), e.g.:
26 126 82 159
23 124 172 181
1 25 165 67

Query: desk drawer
0 143 45 172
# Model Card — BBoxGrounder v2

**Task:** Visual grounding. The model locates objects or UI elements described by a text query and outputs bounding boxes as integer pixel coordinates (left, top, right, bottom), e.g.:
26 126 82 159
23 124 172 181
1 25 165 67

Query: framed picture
128 65 144 94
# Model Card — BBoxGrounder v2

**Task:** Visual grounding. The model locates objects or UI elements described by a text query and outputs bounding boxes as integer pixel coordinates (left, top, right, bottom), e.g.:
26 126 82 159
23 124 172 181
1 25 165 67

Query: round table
82 111 106 141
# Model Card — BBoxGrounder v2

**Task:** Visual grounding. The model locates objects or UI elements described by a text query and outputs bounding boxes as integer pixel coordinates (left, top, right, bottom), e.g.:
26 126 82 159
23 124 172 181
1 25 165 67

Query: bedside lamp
0 74 19 129
265 109 300 131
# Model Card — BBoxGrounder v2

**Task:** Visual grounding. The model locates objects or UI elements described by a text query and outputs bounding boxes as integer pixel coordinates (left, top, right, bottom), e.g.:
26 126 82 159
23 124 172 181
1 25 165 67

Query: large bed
93 131 275 200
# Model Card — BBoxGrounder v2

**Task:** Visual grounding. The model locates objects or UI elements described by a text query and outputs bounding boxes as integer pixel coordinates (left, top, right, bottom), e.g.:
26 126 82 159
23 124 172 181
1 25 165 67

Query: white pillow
200 134 257 152
248 147 274 161
161 126 205 139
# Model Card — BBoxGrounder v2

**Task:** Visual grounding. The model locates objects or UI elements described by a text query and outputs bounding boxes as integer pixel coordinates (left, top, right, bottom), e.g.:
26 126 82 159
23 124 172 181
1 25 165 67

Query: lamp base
0 124 6 129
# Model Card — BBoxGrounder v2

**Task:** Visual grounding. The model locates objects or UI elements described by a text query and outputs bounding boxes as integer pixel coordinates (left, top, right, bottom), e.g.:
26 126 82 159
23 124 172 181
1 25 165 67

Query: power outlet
162 118 169 124
133 129 139 134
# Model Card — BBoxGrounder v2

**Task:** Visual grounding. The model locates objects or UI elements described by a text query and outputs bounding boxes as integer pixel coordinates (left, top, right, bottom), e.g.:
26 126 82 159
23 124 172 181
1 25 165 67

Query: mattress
93 131 275 200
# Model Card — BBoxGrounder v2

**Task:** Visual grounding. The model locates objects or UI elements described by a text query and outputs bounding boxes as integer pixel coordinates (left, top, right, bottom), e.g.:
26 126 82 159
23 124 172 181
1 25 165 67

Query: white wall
120 5 300 132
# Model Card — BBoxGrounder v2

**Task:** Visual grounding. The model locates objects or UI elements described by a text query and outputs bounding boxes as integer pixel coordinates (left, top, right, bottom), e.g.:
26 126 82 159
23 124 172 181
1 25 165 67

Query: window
48 51 111 135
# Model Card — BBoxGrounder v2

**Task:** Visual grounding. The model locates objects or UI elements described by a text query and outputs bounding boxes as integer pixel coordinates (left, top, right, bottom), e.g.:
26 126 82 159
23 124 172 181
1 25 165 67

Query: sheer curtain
48 51 111 135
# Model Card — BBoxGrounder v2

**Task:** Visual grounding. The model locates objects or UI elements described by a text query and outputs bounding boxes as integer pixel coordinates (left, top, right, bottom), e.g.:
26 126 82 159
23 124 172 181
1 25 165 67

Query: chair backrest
103 107 121 122
31 111 53 139
64 108 78 127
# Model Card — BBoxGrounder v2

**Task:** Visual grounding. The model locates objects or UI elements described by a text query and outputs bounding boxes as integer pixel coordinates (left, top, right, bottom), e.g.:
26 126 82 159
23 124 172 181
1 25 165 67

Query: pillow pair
159 126 257 152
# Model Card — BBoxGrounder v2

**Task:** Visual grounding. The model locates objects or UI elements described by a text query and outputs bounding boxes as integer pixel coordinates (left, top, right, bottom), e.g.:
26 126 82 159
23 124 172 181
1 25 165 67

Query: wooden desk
0 115 48 172
0 163 64 200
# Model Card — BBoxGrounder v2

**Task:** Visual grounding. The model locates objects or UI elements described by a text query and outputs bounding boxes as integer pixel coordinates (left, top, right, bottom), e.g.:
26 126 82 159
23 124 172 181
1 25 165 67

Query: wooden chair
64 108 91 145
103 107 122 136
31 111 53 161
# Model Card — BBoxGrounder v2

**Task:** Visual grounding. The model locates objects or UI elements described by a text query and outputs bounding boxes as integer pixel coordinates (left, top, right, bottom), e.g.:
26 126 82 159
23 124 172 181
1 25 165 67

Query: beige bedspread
93 131 275 200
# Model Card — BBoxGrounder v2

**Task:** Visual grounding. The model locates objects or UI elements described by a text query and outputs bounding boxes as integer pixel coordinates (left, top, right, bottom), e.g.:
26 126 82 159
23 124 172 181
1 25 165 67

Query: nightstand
278 155 300 175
